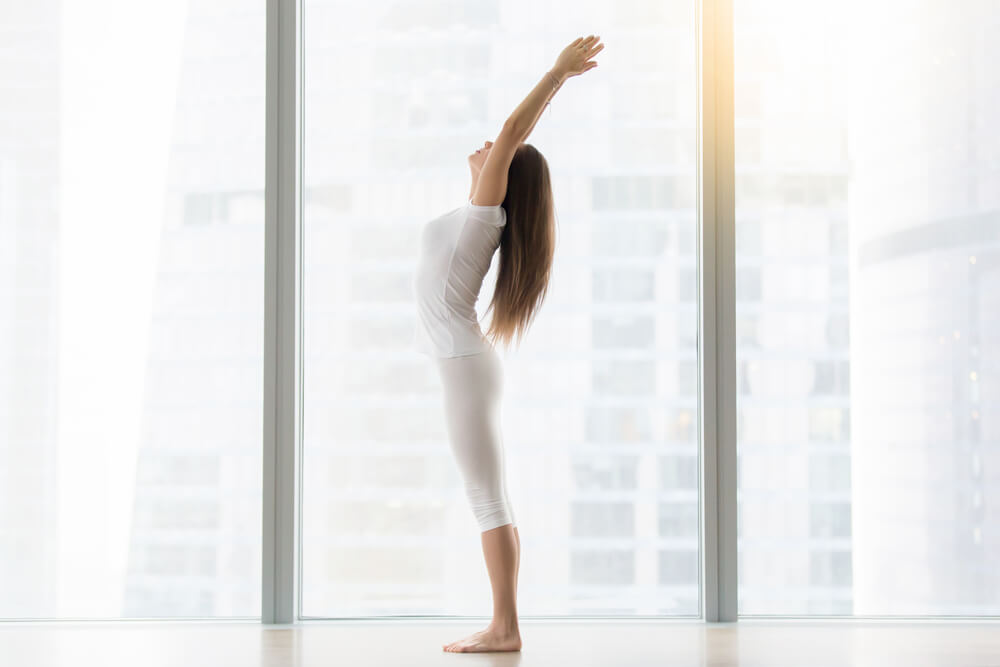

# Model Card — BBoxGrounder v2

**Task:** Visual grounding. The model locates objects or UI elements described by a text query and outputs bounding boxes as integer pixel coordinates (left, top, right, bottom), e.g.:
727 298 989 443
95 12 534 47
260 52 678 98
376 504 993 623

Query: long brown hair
484 143 556 350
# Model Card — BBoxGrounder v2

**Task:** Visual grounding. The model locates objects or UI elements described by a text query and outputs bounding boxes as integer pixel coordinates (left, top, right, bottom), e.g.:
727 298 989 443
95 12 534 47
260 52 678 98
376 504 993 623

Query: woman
412 35 604 653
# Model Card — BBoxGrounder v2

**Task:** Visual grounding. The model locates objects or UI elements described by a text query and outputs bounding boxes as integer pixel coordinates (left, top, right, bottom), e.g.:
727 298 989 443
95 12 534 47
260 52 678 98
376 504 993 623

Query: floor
1 619 999 666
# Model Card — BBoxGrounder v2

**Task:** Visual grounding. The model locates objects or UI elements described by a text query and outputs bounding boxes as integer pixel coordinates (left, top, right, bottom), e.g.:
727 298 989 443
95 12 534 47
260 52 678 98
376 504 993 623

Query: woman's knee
471 496 515 532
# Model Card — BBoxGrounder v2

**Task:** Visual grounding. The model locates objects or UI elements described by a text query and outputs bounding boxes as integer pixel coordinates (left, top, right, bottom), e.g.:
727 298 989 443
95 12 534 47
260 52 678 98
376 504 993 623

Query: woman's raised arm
472 35 603 206
507 35 604 142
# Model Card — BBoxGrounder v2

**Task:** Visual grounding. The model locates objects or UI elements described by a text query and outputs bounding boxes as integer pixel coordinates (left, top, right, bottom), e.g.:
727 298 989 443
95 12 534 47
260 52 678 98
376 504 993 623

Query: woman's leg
501 416 520 600
514 525 520 594
481 524 519 633
435 348 521 652
504 435 520 598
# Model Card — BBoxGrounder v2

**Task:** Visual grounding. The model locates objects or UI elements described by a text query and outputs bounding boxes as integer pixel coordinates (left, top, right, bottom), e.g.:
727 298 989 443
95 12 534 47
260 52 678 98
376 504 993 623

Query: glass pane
302 3 699 615
0 2 264 618
735 0 1000 615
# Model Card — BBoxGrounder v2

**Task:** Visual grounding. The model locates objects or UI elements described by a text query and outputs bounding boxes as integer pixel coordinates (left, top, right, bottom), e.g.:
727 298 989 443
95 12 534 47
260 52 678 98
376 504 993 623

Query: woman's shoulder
465 198 506 227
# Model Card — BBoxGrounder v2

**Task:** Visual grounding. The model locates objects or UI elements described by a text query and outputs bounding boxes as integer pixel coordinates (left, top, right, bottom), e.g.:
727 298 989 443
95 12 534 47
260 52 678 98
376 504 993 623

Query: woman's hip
434 347 503 403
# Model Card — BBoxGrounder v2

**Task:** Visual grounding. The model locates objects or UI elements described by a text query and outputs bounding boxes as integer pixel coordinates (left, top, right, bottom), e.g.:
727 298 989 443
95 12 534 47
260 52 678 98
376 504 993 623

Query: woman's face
468 140 493 171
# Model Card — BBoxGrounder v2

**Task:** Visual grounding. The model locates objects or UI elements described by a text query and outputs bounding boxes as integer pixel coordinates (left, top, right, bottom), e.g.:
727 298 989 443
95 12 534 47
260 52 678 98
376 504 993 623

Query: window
301 1 700 616
3 0 995 624
735 0 1000 615
0 1 264 618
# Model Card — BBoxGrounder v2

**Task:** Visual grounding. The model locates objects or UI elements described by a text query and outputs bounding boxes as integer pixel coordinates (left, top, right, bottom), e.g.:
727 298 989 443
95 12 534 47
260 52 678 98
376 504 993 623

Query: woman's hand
552 35 604 78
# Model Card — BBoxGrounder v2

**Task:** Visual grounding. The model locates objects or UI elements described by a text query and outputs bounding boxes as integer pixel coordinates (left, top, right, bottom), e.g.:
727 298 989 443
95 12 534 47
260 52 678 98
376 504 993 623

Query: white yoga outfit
412 198 507 358
412 198 516 532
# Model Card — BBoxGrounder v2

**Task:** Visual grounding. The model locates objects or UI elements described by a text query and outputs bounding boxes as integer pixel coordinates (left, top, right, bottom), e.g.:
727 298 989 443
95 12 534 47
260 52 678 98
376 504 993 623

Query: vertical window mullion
698 0 737 623
263 0 303 625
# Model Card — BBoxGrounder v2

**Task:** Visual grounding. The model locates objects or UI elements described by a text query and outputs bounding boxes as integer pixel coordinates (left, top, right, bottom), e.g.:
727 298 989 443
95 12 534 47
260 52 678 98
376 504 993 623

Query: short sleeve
467 198 506 227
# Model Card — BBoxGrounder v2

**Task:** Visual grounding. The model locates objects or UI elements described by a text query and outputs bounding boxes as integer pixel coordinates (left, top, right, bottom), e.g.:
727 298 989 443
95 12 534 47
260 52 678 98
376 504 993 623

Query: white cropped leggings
434 347 516 532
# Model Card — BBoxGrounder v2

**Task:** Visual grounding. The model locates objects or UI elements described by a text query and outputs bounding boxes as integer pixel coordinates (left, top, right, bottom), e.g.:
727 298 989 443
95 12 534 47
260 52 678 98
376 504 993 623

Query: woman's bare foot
442 624 522 653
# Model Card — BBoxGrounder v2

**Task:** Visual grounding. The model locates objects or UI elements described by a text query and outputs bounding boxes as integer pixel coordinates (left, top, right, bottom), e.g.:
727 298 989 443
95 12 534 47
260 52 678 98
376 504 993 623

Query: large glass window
735 0 1000 615
0 2 264 618
5 0 995 624
302 1 700 616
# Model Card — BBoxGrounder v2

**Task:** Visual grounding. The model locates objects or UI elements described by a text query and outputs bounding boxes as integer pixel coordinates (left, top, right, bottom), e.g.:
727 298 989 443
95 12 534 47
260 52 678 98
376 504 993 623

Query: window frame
260 0 738 623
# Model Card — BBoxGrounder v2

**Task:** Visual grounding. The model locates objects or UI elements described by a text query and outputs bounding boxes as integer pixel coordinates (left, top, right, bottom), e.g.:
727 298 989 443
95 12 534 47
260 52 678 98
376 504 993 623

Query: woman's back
412 199 507 357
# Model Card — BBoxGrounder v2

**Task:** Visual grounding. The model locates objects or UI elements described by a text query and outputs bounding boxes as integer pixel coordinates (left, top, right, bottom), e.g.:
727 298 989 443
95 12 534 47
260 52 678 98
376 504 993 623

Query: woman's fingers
563 35 603 75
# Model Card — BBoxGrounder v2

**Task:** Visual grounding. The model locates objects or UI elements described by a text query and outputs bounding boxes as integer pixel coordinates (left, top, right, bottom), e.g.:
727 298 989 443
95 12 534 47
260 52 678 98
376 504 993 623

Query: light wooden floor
2 620 999 666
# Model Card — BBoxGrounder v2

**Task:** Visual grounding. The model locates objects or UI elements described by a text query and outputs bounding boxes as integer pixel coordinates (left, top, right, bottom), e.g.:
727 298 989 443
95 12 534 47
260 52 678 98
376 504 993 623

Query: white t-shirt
412 198 507 357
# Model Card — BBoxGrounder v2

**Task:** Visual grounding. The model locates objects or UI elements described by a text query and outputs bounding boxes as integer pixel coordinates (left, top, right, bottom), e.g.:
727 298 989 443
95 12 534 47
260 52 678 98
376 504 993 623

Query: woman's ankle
489 616 520 634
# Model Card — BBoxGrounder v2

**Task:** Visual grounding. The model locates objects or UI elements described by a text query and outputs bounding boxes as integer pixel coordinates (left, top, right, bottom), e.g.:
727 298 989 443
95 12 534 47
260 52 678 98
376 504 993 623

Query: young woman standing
412 35 604 653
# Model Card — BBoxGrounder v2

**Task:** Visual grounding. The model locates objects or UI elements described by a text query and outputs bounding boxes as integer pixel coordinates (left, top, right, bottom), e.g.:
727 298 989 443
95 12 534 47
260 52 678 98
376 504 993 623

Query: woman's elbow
499 119 524 143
